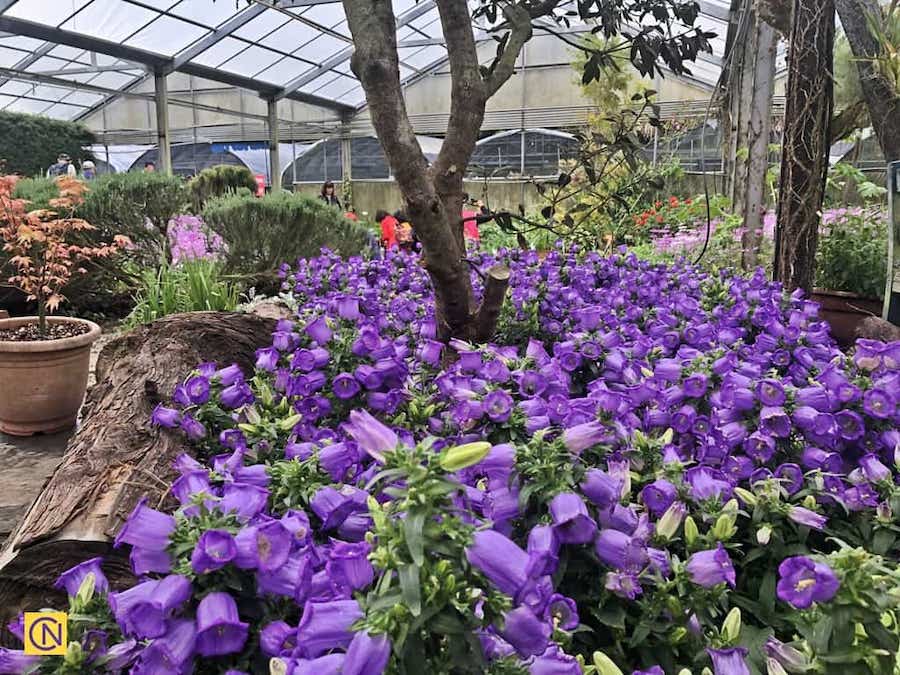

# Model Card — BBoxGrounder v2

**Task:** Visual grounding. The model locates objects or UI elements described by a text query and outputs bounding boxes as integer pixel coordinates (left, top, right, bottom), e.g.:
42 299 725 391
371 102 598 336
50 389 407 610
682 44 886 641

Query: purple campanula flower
640 479 677 516
686 543 736 588
562 421 606 454
219 483 269 521
580 469 622 509
215 364 244 387
130 547 173 576
543 594 579 630
707 647 750 675
796 385 831 411
343 631 391 675
757 378 786 406
859 453 891 483
683 373 708 398
765 637 810 672
110 575 191 638
306 316 333 344
296 600 363 658
220 382 252 409
498 605 550 658
345 409 398 462
0 649 40 673
787 506 827 530
835 410 865 441
605 571 643 599
54 557 108 597
484 389 514 423
180 414 206 440
529 645 581 675
260 621 295 657
594 529 648 572
776 556 840 609
133 619 195 673
549 492 597 544
195 592 249 656
191 529 237 574
337 295 361 321
319 442 359 481
326 540 374 591
685 467 733 503
311 486 362 531
775 463 804 495
151 404 181 428
255 347 280 372
863 388 894 420
525 525 561 577
185 375 210 404
466 529 529 596
333 373 361 400
416 339 443 366
760 406 792 438
115 498 176 551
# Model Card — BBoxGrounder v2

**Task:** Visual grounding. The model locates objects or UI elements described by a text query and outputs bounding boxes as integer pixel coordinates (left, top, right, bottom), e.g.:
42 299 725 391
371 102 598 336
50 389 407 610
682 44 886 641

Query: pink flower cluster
167 215 226 264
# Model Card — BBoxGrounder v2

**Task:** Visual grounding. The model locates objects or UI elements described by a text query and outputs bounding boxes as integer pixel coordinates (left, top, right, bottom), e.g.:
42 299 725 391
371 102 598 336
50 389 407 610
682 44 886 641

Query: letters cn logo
24 612 67 656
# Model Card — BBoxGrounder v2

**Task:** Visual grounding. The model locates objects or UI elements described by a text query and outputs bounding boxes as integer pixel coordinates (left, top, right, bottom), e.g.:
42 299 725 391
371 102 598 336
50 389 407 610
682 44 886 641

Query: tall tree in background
834 0 900 162
721 0 779 270
342 0 714 341
774 0 835 291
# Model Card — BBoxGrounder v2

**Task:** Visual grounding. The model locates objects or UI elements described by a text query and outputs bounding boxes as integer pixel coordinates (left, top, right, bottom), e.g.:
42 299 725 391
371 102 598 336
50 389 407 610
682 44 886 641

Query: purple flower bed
6 248 900 674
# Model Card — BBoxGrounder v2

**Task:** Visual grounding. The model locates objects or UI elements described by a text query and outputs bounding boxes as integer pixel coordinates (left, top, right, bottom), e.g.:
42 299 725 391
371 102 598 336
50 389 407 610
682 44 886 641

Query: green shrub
11 176 60 210
816 207 888 299
125 259 240 327
202 191 370 281
0 110 94 177
188 164 258 211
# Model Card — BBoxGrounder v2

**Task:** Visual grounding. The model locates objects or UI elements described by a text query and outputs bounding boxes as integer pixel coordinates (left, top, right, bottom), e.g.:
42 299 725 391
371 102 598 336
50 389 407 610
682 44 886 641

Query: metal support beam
154 71 172 175
0 0 21 12
172 4 267 70
268 99 281 192
276 0 437 99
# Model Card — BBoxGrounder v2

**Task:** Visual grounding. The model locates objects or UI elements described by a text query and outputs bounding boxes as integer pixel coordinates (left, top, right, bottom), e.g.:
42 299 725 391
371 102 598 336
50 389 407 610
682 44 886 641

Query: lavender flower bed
5 249 899 675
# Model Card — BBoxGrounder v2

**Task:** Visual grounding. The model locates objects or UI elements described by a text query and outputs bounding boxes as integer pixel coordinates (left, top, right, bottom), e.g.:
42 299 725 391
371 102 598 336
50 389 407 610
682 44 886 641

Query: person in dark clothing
319 181 342 208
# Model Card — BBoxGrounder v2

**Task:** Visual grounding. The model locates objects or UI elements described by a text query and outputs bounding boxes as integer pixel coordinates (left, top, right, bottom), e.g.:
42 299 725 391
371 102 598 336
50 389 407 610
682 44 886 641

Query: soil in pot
0 321 90 342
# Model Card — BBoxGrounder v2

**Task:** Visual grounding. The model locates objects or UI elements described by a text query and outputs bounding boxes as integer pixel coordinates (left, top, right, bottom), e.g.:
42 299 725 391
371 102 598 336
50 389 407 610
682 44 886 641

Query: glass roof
0 0 734 122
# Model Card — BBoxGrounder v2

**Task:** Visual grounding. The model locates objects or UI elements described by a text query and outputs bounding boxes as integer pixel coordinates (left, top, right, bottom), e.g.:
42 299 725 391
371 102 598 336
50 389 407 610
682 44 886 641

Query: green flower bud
766 658 789 675
76 572 96 605
802 495 817 509
721 607 741 643
684 515 700 546
238 423 258 435
676 670 693 675
278 413 302 431
670 626 688 644
270 658 288 675
245 405 262 425
440 442 492 472
592 652 624 675
656 502 687 540
733 487 757 507
757 525 772 545
660 428 674 445
64 641 83 667
712 513 737 541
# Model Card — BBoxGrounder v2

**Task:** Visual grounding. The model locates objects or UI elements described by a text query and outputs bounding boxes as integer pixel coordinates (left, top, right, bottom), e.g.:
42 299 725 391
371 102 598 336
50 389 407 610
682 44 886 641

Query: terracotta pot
0 317 101 436
810 289 883 349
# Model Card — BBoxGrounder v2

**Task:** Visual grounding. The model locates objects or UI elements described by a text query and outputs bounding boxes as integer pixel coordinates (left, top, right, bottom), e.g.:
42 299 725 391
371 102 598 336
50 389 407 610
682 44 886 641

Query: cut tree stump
0 311 276 635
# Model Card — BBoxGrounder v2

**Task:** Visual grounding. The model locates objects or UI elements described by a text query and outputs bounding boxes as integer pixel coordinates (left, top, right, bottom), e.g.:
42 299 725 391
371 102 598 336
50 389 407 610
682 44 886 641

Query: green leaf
404 511 426 567
399 564 421 617
811 614 834 653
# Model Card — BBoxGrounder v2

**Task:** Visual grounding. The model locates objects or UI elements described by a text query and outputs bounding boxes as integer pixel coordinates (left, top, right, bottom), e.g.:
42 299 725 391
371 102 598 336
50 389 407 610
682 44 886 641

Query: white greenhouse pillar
153 71 172 175
268 99 281 192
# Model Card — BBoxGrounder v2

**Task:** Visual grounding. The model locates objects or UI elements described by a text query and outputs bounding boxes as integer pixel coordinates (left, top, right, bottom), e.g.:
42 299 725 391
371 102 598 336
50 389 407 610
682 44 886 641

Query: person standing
47 154 76 178
376 210 398 249
144 161 156 173
81 160 96 180
319 181 342 208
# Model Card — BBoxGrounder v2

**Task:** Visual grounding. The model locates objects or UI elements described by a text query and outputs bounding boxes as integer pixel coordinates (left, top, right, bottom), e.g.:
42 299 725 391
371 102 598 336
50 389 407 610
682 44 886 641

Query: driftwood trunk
0 311 276 634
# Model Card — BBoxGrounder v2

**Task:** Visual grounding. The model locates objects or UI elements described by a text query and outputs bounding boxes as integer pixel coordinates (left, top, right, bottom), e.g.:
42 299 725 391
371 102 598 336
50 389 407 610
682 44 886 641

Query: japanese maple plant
0 174 129 337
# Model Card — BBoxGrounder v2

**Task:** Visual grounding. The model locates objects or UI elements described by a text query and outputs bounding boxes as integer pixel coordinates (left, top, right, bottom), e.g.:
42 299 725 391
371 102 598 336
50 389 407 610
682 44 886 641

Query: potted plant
811 207 888 347
0 175 128 435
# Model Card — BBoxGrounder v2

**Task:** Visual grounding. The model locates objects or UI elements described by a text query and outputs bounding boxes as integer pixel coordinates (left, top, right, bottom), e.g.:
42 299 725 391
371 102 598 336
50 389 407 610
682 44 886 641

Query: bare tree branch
484 3 536 97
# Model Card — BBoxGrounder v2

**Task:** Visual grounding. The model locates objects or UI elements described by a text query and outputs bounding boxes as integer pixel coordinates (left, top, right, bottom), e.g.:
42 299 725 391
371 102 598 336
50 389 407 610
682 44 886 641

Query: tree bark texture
722 0 778 270
835 0 900 163
343 0 526 341
774 0 835 292
0 312 276 634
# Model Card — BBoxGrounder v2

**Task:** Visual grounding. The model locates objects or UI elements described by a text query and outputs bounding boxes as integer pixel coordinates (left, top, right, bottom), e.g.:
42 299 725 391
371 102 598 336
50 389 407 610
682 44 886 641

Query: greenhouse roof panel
0 0 737 120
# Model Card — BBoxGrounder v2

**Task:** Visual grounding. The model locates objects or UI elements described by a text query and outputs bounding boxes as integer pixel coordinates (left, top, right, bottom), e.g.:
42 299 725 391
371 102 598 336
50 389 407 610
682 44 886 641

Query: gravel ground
0 328 117 544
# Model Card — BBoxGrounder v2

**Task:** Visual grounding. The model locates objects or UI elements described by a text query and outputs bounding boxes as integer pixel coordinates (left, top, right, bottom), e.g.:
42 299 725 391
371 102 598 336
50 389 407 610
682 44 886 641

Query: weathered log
0 311 276 634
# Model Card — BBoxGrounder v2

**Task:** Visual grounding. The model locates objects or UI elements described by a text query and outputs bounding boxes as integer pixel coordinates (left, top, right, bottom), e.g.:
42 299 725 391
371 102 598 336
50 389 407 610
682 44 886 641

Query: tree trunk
774 0 835 292
0 312 276 633
835 0 900 163
344 0 510 342
722 0 779 270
